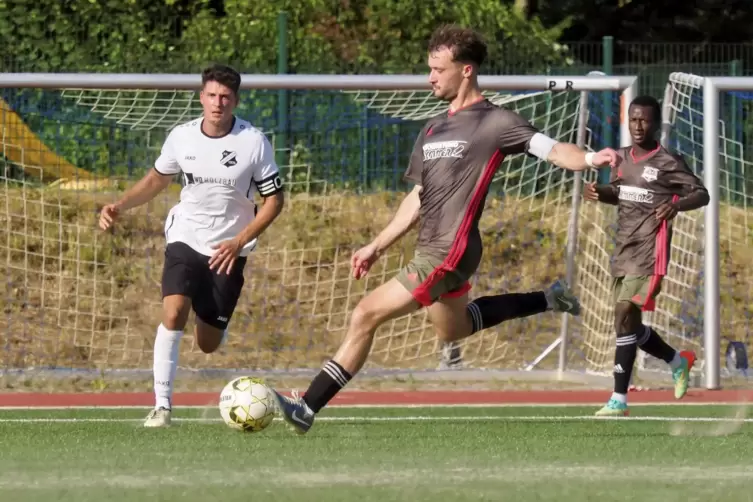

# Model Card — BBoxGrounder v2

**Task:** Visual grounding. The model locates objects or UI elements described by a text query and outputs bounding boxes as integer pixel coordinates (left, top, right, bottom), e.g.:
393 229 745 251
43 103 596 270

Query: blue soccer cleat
594 398 630 417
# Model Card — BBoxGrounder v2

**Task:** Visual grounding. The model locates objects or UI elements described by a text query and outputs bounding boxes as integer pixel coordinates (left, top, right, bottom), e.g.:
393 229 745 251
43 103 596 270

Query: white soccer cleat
438 342 463 370
143 407 172 428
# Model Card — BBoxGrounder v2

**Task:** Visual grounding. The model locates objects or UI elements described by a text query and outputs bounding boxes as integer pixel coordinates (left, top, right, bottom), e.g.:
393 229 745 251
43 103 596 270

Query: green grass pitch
1 404 752 501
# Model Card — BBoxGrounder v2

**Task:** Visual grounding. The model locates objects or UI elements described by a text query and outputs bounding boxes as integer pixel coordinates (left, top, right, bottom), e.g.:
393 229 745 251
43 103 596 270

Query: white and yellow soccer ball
219 376 277 432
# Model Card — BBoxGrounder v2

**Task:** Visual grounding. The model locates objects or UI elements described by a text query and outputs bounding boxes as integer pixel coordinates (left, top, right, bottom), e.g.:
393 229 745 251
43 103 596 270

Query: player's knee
349 301 382 335
614 301 640 334
195 319 225 353
162 295 190 330
162 308 187 331
196 337 221 354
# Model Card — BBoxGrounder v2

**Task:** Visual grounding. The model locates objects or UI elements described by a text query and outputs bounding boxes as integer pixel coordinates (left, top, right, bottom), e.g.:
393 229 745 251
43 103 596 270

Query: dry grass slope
1 183 752 381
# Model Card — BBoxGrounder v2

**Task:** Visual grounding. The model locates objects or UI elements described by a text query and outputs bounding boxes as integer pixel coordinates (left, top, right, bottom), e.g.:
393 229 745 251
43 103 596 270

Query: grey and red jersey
606 145 708 277
403 99 539 275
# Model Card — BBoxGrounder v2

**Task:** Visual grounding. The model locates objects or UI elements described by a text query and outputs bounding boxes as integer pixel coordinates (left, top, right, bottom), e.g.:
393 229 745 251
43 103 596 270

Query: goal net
0 75 646 380
636 73 753 380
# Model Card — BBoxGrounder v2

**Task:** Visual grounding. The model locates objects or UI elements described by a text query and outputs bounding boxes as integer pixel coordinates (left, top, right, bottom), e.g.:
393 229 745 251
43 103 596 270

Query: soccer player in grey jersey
584 95 709 416
272 25 620 434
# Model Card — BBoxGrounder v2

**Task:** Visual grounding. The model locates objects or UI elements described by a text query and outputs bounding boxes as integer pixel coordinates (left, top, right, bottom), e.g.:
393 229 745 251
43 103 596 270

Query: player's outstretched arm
371 185 421 254
98 169 173 231
497 109 619 172
546 141 619 171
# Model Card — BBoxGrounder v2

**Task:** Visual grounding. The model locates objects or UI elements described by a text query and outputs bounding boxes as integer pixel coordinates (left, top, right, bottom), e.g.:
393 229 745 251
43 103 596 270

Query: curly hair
201 64 241 95
427 25 488 67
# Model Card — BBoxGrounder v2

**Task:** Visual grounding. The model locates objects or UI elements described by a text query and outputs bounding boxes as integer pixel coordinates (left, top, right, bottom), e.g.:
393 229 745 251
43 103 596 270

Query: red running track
0 389 751 407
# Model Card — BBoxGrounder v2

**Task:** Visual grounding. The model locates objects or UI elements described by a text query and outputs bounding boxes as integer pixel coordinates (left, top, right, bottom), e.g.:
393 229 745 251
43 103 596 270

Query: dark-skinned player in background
584 95 709 417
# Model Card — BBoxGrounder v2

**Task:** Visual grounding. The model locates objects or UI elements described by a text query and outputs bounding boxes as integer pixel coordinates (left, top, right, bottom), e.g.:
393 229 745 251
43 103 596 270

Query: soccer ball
218 376 277 432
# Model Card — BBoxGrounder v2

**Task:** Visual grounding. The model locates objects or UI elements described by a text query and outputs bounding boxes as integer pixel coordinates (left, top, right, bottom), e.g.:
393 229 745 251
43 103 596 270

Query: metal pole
599 36 615 184
557 83 592 375
621 79 637 147
276 11 290 171
659 80 676 149
729 60 742 203
702 78 721 390
0 73 638 91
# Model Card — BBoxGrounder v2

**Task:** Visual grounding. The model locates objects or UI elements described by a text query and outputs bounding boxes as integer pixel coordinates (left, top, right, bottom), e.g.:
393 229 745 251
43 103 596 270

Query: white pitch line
0 415 750 424
0 402 748 410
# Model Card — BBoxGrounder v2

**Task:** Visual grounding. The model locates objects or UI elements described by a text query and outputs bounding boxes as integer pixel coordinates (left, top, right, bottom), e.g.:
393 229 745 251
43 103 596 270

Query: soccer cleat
271 389 315 435
672 350 696 400
594 398 630 417
546 280 581 316
143 407 172 428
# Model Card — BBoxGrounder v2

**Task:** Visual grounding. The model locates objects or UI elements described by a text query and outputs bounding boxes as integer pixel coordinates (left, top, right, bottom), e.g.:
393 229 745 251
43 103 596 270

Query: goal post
658 73 753 390
0 72 642 385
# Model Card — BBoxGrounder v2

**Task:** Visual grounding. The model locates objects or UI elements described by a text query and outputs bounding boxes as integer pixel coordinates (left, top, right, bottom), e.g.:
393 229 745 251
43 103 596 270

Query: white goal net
2 74 696 380
640 72 753 381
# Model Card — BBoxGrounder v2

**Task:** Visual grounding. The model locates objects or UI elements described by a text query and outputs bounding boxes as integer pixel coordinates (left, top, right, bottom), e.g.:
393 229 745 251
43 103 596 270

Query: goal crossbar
0 73 638 92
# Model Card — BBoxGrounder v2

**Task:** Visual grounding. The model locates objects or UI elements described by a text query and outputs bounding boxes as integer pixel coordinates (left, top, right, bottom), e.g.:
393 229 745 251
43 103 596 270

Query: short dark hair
630 95 661 122
428 25 488 67
201 64 241 95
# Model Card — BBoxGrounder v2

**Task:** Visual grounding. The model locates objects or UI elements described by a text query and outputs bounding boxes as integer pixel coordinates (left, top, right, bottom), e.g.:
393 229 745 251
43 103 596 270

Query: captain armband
256 173 283 196
526 133 558 162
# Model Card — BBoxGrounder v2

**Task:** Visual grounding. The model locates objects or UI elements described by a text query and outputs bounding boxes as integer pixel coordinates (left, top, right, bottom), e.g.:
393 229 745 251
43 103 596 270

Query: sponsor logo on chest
618 185 654 204
423 140 467 161
641 165 658 182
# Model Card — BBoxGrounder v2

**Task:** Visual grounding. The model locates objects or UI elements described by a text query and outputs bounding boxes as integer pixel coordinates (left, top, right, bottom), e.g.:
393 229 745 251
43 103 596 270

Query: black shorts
161 241 246 330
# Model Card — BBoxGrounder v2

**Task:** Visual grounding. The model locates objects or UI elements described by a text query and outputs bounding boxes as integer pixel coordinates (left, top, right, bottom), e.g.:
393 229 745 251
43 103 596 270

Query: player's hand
592 148 621 168
351 243 380 280
583 182 599 202
98 204 120 231
209 238 243 275
655 202 678 221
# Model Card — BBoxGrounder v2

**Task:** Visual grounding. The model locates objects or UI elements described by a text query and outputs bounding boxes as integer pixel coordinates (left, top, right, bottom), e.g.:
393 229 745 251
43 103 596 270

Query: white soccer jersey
154 116 283 258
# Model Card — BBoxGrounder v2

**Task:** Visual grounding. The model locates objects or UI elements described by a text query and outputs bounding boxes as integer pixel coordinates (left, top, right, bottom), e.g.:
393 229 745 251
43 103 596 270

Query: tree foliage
0 0 570 74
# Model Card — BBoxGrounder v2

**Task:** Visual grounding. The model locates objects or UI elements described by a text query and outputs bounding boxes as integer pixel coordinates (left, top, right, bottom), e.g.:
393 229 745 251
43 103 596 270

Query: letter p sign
547 80 575 91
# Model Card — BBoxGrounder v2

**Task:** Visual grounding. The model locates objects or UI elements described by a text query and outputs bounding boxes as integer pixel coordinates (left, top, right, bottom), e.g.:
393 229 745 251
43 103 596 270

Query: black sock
637 325 676 363
466 292 548 334
614 331 639 394
302 360 352 413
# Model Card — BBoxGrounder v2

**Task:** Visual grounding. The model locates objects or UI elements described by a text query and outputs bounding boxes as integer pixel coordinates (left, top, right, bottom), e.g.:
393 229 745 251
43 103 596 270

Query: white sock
153 323 183 410
669 351 682 370
610 392 627 404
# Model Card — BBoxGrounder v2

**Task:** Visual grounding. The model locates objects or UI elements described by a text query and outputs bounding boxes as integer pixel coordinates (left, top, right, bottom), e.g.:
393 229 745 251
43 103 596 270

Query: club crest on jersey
221 150 238 167
641 166 658 182
423 140 467 161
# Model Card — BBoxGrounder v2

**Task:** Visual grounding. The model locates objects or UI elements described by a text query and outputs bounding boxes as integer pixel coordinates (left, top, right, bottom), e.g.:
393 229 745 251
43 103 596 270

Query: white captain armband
256 173 283 196
526 132 558 161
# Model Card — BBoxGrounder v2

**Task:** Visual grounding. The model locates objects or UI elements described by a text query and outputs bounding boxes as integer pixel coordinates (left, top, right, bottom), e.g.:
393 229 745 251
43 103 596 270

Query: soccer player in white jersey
98 64 285 427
